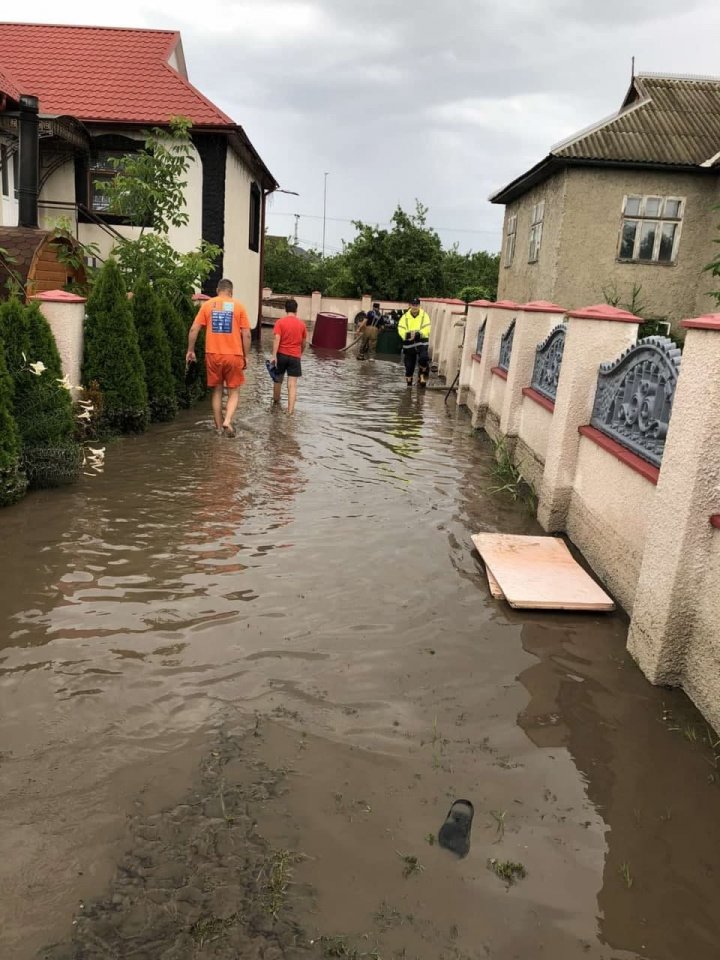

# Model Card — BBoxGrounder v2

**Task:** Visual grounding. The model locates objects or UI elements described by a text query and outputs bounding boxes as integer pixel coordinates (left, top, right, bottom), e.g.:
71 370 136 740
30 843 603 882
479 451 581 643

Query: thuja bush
158 293 189 407
178 295 207 404
0 337 27 506
0 298 80 488
20 302 81 487
83 259 148 434
131 276 177 422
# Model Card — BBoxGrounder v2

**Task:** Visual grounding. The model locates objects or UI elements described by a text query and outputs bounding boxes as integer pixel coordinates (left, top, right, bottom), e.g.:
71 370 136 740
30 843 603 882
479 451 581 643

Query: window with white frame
618 195 684 264
528 200 544 263
504 214 517 267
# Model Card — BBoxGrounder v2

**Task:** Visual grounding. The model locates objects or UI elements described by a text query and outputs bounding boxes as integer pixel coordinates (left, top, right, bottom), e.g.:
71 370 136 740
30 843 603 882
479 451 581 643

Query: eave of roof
490 72 720 204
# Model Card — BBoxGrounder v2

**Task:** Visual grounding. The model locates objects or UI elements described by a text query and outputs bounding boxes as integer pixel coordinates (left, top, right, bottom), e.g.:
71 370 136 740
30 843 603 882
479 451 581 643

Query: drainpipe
253 185 270 343
18 94 39 229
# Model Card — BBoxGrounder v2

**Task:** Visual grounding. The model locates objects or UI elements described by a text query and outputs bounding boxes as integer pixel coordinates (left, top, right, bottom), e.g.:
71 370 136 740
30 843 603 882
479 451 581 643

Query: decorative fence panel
531 324 565 403
475 319 486 357
498 318 515 372
590 336 682 467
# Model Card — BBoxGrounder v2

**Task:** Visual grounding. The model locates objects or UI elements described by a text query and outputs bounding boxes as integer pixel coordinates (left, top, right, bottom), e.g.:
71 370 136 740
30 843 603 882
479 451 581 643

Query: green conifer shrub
131 276 177 422
0 337 27 506
158 294 189 407
83 259 149 433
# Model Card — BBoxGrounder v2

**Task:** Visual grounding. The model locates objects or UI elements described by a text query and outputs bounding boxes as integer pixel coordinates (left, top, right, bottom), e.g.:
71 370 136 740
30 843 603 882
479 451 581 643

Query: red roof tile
0 22 233 126
0 65 20 101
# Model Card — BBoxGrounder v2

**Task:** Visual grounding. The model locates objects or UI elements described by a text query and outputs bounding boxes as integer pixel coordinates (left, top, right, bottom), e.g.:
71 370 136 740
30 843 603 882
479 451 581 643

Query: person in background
186 278 250 437
271 298 308 415
397 297 432 387
357 301 386 360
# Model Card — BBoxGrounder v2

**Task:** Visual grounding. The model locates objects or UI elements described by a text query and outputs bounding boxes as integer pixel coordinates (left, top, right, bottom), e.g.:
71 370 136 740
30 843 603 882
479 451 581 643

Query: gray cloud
49 0 720 252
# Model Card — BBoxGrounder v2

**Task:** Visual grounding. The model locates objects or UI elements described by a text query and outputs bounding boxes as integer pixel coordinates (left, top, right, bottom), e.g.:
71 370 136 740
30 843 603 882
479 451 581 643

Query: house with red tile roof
0 22 277 324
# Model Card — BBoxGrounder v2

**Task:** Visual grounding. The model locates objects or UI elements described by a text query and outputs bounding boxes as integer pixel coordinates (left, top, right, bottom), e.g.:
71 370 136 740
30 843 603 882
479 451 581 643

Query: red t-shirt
274 314 307 358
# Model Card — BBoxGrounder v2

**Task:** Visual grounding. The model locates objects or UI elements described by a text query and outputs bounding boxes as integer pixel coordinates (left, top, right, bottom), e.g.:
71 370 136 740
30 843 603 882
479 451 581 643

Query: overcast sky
10 1 720 253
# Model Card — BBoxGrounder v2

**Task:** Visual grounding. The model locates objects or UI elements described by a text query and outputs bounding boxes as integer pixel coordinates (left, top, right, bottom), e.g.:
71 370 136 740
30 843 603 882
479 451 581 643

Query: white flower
29 360 46 376
56 374 73 391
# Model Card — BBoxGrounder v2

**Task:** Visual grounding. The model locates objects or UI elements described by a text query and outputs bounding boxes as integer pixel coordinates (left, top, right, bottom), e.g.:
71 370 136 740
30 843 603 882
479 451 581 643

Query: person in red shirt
186 278 251 437
271 299 308 415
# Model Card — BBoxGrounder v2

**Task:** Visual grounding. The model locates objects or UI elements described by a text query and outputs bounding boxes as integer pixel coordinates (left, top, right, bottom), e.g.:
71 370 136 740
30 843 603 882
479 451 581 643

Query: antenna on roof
631 56 636 81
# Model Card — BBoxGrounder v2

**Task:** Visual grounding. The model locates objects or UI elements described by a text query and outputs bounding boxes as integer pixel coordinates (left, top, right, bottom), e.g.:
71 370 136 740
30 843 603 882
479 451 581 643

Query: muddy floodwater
1 338 719 960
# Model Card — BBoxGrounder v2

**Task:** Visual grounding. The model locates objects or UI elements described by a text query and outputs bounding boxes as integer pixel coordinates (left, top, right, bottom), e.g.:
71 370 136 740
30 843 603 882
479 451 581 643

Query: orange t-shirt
196 296 251 355
274 314 307 358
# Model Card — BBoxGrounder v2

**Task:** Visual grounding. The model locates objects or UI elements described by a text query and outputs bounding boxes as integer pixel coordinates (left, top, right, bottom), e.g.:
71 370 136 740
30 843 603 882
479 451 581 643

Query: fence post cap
567 304 641 322
30 289 87 303
521 300 566 314
681 313 720 331
492 299 521 311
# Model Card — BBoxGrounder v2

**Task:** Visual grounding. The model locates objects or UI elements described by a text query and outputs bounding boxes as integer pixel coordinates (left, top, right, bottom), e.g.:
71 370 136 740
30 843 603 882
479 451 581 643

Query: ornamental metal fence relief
531 324 566 403
498 318 515 372
475 319 486 357
589 336 682 468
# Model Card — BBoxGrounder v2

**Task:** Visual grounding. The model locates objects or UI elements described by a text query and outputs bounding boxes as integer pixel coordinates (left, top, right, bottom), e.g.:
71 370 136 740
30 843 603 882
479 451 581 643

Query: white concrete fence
425 295 720 733
262 290 412 328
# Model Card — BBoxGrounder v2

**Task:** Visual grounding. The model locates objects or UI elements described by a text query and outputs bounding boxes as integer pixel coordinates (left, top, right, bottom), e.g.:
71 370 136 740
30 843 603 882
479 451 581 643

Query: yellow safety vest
398 309 431 341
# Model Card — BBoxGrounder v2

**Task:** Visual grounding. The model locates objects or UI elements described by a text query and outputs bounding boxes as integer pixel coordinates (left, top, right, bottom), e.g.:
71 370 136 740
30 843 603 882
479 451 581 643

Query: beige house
0 23 277 325
490 74 720 327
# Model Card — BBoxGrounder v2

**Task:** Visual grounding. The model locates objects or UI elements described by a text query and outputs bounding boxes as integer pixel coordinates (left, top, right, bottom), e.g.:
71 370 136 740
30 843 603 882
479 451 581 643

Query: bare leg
273 379 283 405
211 386 223 429
287 377 298 415
223 387 240 428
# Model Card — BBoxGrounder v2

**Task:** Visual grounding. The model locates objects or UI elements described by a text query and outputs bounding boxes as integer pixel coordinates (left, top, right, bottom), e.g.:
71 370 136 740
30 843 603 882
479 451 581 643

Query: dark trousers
403 342 429 380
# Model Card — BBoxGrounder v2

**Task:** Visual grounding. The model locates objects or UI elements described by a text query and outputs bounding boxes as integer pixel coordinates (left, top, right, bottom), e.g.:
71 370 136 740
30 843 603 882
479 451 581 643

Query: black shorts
276 352 302 378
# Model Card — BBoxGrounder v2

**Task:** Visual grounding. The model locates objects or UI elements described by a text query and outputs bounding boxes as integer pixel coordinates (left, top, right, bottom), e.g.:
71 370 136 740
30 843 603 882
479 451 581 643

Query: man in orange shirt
271 298 307 415
186 278 251 437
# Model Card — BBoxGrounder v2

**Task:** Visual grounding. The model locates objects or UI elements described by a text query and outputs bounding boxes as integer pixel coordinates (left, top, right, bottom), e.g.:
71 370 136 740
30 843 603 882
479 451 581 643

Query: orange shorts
205 352 245 388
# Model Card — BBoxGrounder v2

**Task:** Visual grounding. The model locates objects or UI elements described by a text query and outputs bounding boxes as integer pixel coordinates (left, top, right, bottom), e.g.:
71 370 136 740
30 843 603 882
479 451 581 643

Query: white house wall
223 145 260 327
38 136 203 268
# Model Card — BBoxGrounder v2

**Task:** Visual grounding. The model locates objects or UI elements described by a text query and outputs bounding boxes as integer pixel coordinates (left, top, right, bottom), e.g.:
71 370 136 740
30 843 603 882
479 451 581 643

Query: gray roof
491 73 720 204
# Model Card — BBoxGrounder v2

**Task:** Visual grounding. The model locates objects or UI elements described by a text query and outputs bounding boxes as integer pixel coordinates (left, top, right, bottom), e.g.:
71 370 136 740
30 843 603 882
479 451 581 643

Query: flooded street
1 337 719 960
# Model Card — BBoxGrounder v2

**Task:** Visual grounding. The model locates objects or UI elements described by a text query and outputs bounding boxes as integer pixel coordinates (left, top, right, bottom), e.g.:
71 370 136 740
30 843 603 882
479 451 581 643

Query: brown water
1 340 719 960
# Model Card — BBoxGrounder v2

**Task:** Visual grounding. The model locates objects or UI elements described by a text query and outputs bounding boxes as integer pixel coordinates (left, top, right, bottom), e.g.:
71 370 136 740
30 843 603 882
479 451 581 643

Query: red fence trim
522 387 555 413
471 353 482 363
491 366 508 381
578 425 659 485
710 515 720 529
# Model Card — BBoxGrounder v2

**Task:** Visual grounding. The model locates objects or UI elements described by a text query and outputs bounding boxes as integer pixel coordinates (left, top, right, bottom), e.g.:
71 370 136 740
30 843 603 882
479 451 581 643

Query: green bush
21 302 81 487
0 299 80 488
178 296 206 404
83 259 149 433
158 294 189 407
0 337 27 506
131 276 177 422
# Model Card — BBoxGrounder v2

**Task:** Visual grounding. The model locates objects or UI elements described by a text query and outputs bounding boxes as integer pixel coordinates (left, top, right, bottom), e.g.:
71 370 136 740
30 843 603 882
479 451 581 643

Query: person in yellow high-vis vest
398 297 432 387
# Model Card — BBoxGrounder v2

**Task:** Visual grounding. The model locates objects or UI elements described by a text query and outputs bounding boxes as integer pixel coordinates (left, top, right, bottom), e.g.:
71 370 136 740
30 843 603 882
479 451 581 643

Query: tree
83 259 149 433
177 295 206 404
0 338 26 506
158 294 190 407
263 237 323 294
0 299 80 488
131 277 177 422
100 117 221 296
262 202 500 301
102 116 194 233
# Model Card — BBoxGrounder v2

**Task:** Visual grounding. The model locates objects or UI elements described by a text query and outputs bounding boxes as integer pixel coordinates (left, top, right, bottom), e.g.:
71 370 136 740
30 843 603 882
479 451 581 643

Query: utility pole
293 213 299 246
322 171 329 258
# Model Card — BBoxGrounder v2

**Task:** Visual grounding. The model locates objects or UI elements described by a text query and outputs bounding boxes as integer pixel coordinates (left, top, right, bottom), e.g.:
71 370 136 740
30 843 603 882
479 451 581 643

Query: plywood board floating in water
485 566 505 599
471 534 615 611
